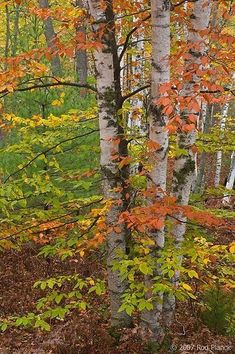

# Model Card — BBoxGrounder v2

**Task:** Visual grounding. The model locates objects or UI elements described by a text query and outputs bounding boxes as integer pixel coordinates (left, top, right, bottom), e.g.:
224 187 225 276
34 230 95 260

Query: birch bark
223 151 235 205
194 104 213 193
225 152 235 190
214 103 229 187
163 0 212 325
88 0 131 328
141 0 170 339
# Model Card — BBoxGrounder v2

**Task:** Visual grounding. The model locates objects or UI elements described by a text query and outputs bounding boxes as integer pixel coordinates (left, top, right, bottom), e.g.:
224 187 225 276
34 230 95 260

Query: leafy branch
4 129 99 183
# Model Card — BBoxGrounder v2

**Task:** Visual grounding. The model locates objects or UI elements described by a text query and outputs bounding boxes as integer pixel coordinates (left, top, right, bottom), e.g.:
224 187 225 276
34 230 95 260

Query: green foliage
197 117 235 154
0 274 105 332
0 102 102 251
112 233 234 316
201 284 235 336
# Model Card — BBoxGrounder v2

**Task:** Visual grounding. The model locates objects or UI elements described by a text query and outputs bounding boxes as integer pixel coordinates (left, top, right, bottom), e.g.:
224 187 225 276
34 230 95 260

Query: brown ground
0 243 234 354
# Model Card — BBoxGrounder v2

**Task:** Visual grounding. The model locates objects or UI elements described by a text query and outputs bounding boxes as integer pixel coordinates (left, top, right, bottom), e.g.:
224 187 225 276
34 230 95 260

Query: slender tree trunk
5 5 10 69
226 152 235 190
11 4 20 57
223 151 235 205
75 0 88 89
88 0 131 328
194 104 213 193
38 0 62 76
214 103 229 187
141 0 170 339
163 0 212 326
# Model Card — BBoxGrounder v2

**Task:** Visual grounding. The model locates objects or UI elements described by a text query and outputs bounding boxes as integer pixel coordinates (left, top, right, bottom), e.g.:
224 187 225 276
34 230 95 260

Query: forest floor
0 237 234 354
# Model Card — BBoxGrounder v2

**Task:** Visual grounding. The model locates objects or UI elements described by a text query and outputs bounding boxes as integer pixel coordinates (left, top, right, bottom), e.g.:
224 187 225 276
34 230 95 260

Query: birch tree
87 0 131 328
214 103 229 187
223 151 235 205
194 103 213 193
141 0 170 338
164 0 212 325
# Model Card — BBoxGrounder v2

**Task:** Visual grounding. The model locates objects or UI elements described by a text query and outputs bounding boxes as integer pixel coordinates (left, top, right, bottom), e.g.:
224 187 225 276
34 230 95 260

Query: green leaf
55 294 63 304
188 270 199 279
40 282 47 290
168 270 175 278
34 319 50 331
79 301 87 310
145 302 154 311
126 305 134 316
139 263 152 275
47 279 55 289
1 323 8 332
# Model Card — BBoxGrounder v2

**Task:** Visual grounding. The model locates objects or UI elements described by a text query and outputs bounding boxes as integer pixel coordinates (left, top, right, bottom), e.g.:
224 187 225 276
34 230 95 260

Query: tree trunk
141 0 170 339
11 4 20 57
88 0 131 328
5 5 10 69
194 104 213 193
75 0 88 89
214 103 229 187
226 152 235 190
163 0 212 326
223 151 235 205
38 0 62 76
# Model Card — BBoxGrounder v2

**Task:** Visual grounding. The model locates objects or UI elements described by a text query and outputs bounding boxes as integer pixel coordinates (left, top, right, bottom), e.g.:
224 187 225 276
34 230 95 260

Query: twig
4 129 99 183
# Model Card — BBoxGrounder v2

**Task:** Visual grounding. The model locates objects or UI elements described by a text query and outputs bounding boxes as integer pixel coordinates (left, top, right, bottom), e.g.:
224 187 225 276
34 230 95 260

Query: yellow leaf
79 250 85 257
88 279 95 286
203 258 210 265
188 270 199 279
182 283 193 292
229 243 235 253
52 99 62 106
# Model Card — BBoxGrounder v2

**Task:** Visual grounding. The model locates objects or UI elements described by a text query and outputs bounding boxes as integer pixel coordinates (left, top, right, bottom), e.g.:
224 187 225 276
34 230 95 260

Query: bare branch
118 14 151 63
121 84 150 102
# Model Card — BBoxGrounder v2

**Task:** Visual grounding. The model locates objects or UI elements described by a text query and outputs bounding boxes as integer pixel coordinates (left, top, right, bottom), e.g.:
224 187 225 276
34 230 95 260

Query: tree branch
115 8 150 20
0 81 97 98
4 129 99 183
170 0 199 9
121 84 150 103
118 14 151 63
0 199 103 241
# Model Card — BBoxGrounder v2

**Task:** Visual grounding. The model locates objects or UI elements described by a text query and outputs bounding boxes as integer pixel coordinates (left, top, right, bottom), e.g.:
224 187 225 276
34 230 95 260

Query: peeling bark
194 104 213 193
214 103 229 187
163 0 212 326
223 151 235 205
141 0 170 340
88 0 131 328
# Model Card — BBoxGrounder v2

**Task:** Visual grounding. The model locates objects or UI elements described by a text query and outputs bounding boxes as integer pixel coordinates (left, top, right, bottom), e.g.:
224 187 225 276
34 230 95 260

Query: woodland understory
0 0 234 353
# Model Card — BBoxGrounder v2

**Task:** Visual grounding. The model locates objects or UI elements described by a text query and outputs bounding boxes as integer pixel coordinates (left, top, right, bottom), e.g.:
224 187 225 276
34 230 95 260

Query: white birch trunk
163 0 212 326
223 151 235 205
226 152 235 190
214 103 229 187
88 0 131 328
141 0 170 339
194 104 214 193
